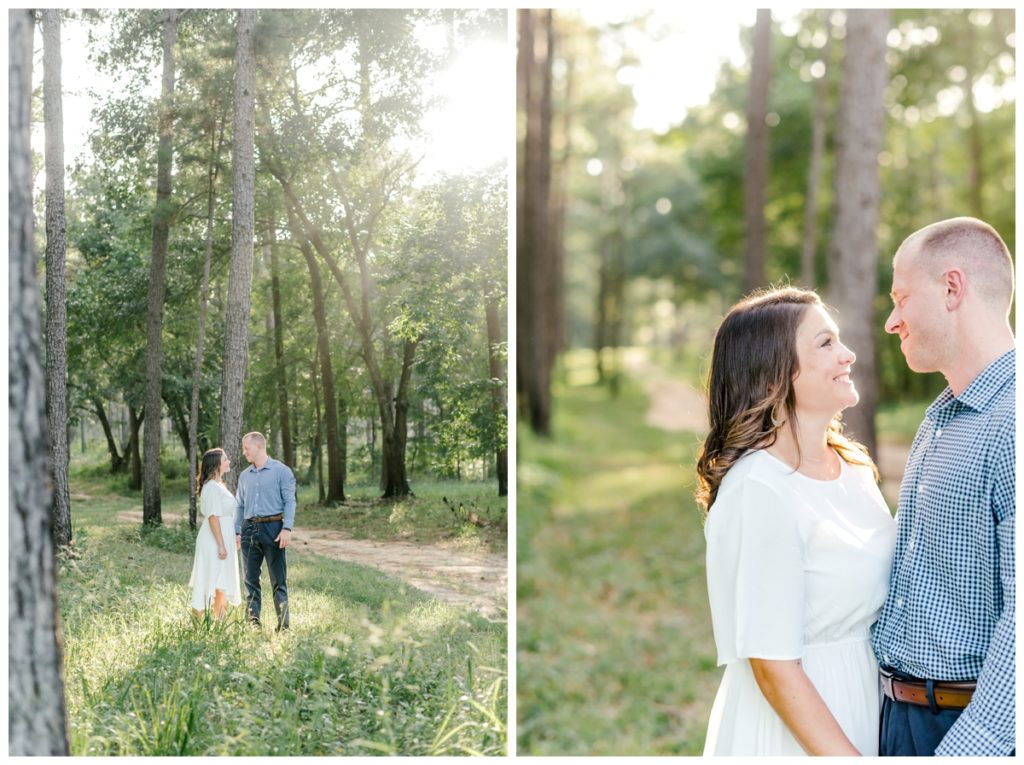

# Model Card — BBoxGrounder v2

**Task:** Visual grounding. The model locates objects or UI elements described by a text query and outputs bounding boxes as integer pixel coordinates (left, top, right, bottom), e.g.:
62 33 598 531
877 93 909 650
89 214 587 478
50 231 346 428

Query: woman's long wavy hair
695 287 877 517
196 448 225 494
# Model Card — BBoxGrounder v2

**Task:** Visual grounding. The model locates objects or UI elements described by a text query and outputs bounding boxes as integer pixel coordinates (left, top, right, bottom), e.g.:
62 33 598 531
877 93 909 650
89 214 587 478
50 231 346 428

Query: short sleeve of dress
215 482 239 518
199 481 217 517
705 476 805 664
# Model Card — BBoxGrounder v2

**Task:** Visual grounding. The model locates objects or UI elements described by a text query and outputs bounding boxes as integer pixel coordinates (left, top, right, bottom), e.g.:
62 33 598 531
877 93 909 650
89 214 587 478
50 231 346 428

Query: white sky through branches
32 13 507 190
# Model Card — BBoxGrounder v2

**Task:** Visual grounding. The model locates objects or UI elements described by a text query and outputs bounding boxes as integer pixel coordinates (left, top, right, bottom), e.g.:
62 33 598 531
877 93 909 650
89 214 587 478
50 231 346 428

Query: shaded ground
624 347 909 506
117 510 507 618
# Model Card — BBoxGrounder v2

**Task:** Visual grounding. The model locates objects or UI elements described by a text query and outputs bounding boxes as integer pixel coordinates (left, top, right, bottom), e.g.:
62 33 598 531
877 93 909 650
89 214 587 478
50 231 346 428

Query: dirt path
622 347 909 504
622 348 707 433
117 511 507 618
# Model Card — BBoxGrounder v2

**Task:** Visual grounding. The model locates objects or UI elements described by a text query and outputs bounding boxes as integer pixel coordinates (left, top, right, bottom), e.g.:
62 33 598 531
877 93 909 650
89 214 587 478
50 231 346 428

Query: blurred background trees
517 8 1015 442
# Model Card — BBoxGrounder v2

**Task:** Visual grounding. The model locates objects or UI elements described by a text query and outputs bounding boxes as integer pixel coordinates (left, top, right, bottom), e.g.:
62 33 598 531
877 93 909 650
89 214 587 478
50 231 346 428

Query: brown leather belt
250 514 284 523
880 668 975 711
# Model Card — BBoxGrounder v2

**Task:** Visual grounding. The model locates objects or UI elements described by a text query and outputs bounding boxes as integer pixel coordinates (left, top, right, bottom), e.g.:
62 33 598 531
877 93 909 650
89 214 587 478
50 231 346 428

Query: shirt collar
926 348 1015 418
247 457 276 473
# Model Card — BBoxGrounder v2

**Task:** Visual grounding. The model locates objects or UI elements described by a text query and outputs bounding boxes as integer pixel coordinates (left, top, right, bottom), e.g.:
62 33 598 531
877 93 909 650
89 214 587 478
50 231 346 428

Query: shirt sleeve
705 477 805 664
935 440 1015 756
280 464 296 530
234 474 245 535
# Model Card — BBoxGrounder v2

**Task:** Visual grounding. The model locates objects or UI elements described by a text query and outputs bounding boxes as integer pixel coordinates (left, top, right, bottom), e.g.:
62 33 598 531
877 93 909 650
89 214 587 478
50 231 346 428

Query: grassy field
297 480 506 554
517 348 929 755
60 469 506 756
518 351 714 755
69 445 507 555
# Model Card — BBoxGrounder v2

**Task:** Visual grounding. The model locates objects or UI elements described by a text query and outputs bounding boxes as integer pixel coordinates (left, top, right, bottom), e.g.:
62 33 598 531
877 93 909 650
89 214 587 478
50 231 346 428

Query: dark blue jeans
880 695 962 756
241 519 289 630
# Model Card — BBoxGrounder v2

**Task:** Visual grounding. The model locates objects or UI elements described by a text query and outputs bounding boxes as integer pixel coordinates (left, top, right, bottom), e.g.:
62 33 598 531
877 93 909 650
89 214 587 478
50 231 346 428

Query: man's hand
275 528 292 549
236 534 241 550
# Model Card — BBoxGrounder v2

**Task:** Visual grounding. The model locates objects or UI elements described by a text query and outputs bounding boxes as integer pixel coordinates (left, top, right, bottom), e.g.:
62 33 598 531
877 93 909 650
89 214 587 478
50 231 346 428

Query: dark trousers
880 695 962 756
241 519 289 630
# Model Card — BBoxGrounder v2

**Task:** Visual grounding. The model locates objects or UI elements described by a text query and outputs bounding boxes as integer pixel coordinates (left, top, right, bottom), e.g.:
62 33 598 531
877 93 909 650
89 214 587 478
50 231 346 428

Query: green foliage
60 481 506 755
556 10 1014 403
64 9 508 493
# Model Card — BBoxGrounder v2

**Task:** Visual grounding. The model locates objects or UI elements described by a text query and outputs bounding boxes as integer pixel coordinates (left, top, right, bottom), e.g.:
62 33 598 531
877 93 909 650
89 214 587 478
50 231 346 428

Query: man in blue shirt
234 431 296 631
873 217 1015 755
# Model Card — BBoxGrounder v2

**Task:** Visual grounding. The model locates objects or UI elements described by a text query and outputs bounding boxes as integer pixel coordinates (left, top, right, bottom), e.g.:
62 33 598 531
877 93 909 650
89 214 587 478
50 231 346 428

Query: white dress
702 449 896 756
189 480 242 611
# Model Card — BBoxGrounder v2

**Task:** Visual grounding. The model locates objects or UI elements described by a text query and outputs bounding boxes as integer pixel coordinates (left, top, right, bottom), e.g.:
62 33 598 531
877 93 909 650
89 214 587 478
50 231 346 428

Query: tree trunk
594 243 609 382
310 355 325 501
517 9 555 435
485 298 508 497
142 9 178 527
271 167 413 499
743 8 772 293
550 25 572 362
267 214 294 468
129 404 143 491
827 9 889 457
219 9 257 492
286 208 344 502
92 397 125 473
188 111 223 532
516 9 532 409
541 13 562 376
338 394 348 489
42 9 72 549
9 9 71 753
801 14 829 289
380 339 416 498
368 415 377 476
166 395 190 457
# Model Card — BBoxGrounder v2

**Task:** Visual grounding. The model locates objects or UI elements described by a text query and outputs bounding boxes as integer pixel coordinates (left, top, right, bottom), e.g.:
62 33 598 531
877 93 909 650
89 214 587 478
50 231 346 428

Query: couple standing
189 432 297 631
700 217 1014 756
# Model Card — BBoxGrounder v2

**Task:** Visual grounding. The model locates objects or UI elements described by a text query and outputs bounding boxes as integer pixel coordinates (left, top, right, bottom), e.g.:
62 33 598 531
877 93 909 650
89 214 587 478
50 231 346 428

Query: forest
517 8 1014 755
12 9 508 756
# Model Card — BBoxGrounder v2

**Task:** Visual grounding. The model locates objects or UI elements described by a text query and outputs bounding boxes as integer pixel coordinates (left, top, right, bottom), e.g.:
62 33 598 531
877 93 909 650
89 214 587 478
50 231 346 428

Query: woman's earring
770 401 785 428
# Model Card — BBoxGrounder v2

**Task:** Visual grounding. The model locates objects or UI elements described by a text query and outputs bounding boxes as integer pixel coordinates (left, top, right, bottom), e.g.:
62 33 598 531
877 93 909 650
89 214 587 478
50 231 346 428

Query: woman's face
219 451 231 477
790 304 859 417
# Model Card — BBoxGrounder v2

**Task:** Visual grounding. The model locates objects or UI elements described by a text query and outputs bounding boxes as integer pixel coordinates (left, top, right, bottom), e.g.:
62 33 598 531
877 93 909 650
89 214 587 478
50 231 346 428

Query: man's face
884 245 951 373
242 438 255 464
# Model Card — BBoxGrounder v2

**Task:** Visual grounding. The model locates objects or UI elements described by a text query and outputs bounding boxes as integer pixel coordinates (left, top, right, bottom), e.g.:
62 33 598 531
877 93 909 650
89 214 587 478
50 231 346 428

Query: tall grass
60 485 506 756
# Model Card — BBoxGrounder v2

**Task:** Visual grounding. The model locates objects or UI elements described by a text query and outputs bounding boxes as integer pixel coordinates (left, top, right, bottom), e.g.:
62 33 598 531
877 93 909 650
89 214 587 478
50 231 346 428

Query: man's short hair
243 431 267 448
903 217 1014 307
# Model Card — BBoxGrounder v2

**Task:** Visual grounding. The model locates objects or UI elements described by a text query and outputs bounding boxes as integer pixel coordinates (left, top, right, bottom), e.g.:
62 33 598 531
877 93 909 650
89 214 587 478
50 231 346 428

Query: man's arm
234 472 245 537
935 441 1015 755
281 464 297 531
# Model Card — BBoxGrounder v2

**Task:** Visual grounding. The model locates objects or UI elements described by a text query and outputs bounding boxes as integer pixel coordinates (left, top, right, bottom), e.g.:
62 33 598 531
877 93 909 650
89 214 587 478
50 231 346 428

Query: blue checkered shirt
234 457 297 535
871 349 1015 755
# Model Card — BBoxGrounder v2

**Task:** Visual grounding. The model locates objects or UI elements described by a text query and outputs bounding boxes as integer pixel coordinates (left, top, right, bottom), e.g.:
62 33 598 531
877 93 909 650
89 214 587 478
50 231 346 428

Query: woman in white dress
189 448 242 621
696 287 897 756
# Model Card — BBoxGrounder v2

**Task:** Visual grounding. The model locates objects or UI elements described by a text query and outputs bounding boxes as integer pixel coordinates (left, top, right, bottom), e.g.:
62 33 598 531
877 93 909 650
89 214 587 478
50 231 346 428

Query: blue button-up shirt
871 349 1015 755
234 457 297 535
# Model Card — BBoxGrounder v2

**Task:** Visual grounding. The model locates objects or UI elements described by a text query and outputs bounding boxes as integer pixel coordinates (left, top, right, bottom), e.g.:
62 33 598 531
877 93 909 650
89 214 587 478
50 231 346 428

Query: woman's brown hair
196 448 225 494
695 287 877 516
